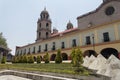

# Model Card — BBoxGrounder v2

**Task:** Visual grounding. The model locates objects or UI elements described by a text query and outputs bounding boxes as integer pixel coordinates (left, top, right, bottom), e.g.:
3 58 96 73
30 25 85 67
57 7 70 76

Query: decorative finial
44 7 46 11
69 20 71 23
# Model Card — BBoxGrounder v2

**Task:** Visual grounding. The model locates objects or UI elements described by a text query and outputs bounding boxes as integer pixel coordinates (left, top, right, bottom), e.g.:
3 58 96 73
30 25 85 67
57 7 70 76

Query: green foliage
0 33 7 48
12 56 19 63
44 53 49 63
70 48 75 64
1 56 6 64
23 56 28 63
55 49 62 64
28 55 34 63
36 56 41 64
71 48 83 67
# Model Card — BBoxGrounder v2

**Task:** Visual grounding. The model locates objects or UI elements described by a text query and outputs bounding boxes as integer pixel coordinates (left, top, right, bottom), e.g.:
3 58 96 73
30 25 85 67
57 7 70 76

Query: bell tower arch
36 8 52 42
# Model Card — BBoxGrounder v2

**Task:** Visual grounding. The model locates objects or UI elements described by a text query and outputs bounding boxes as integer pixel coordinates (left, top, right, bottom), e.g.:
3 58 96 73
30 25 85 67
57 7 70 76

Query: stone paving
0 75 32 80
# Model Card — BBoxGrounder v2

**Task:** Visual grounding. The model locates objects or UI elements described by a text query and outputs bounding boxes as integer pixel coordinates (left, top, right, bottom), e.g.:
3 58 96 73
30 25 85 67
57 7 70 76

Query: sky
0 0 102 55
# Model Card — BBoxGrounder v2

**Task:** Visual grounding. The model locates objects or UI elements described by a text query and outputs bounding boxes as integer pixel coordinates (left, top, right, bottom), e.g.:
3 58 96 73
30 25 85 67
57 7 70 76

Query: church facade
15 0 120 61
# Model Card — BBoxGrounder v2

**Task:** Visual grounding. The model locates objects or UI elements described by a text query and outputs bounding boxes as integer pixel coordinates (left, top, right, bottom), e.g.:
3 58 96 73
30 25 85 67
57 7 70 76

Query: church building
15 0 120 61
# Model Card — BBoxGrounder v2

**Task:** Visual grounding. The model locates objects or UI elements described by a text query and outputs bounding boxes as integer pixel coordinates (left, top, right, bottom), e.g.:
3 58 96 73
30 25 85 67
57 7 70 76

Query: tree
71 48 84 73
55 49 62 64
44 53 49 63
1 56 6 64
0 33 7 48
23 55 28 63
28 55 34 63
72 48 83 67
36 56 41 63
70 48 75 64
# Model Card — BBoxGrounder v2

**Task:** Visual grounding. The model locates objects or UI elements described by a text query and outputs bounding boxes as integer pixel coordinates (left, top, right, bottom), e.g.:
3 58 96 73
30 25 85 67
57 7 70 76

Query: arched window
39 23 41 28
46 23 49 27
46 32 48 38
39 32 41 38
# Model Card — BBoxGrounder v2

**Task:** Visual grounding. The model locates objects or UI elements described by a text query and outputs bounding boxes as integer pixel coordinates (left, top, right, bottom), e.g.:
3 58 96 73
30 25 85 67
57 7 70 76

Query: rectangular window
52 42 56 50
24 49 26 55
28 48 30 54
72 39 77 47
38 45 41 52
86 36 91 45
103 32 110 42
33 47 35 53
61 42 65 49
45 44 48 51
21 50 22 55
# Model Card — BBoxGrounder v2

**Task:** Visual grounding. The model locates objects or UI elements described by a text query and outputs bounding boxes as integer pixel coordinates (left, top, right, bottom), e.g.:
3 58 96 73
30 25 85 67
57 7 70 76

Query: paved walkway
0 75 32 80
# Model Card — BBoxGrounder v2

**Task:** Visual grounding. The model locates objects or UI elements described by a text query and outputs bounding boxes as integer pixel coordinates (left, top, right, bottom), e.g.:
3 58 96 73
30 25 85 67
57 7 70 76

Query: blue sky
0 0 102 55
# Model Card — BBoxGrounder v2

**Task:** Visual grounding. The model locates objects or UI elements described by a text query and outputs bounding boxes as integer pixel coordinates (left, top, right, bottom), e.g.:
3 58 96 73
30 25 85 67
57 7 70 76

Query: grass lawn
0 63 90 75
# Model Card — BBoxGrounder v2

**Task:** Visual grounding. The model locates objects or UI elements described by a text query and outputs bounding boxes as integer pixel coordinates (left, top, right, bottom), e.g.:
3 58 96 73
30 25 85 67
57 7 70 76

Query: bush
1 56 6 64
36 56 41 64
44 53 49 63
70 48 75 64
71 48 83 67
23 56 28 63
55 49 62 64
28 55 34 63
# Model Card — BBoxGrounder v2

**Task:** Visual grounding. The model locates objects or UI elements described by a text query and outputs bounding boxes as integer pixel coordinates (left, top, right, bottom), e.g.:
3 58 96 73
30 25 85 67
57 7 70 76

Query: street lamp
92 34 95 52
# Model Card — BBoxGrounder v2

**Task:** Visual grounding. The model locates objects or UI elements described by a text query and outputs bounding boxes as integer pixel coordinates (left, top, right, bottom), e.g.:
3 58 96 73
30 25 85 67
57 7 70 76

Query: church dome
40 8 49 19
66 21 73 30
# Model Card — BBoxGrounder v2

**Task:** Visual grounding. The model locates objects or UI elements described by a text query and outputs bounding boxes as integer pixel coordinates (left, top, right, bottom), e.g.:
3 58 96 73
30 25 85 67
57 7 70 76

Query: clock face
105 6 115 16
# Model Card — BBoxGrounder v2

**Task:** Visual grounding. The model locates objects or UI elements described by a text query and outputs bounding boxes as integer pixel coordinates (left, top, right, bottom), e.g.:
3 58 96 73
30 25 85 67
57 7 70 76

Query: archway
34 56 37 61
50 54 56 61
100 48 118 59
83 50 97 57
62 53 68 60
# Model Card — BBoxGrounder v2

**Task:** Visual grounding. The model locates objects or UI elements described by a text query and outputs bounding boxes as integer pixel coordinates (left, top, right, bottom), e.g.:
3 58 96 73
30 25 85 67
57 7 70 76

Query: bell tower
36 8 52 42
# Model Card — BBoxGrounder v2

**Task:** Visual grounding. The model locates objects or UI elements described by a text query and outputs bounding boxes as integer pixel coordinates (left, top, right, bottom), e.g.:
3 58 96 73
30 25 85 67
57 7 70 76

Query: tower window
103 32 110 42
46 32 49 39
39 32 41 38
40 23 41 28
86 36 91 45
46 23 49 27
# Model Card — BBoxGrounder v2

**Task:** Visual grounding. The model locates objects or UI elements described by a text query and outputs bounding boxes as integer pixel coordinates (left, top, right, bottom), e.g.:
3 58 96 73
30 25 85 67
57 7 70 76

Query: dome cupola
40 8 49 20
66 20 73 30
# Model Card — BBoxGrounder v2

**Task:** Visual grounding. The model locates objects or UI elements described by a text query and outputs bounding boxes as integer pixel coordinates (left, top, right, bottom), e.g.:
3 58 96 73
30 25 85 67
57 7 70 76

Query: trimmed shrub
1 56 6 64
55 49 62 64
23 56 28 63
44 53 49 63
70 48 75 64
71 48 83 67
36 56 41 63
28 55 34 63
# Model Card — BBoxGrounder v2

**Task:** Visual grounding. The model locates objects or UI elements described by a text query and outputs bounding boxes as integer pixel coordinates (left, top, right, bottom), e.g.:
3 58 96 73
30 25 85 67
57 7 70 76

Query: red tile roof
51 27 79 37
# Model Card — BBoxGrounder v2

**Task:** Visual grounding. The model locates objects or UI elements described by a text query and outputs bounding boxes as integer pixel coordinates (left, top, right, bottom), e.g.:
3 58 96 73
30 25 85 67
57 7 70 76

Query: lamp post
92 34 95 52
